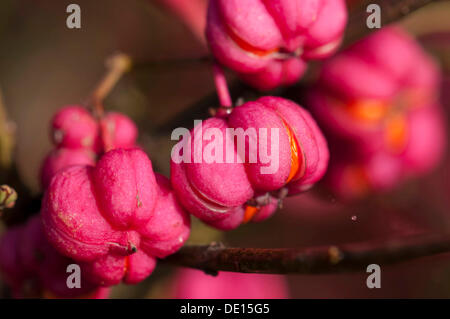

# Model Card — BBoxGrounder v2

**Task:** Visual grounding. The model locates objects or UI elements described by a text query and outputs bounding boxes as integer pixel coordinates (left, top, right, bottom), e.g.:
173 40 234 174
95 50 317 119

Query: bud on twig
0 185 17 210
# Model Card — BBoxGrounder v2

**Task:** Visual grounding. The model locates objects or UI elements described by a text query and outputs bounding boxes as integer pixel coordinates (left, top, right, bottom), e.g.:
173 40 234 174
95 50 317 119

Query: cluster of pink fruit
203 1 445 200
0 0 447 299
206 0 348 90
1 106 191 297
308 27 446 199
168 0 345 230
0 215 109 298
40 106 138 189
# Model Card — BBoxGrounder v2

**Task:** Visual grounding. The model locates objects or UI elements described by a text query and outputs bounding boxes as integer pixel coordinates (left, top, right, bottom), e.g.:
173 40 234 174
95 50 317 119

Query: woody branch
164 233 450 275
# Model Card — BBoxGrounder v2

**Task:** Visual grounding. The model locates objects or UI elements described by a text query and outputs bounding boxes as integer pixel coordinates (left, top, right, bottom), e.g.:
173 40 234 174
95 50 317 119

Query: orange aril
225 23 278 57
243 205 260 224
347 99 389 123
124 255 130 276
385 113 408 153
282 120 303 184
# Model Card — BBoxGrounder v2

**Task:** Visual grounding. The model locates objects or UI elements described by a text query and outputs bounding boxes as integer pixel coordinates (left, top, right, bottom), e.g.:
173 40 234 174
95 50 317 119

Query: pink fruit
206 0 347 90
0 215 109 299
51 105 99 150
171 96 328 229
228 96 329 194
42 148 190 285
40 148 96 189
50 106 138 154
171 117 254 222
251 196 279 223
93 148 158 229
42 165 120 261
97 112 138 153
80 251 157 286
327 151 403 200
139 174 191 259
401 105 446 175
205 206 246 231
206 196 278 231
308 26 446 196
309 27 441 144
43 106 139 191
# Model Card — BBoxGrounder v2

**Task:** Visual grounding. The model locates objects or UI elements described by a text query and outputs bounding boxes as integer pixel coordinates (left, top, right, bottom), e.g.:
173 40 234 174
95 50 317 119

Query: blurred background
0 0 450 298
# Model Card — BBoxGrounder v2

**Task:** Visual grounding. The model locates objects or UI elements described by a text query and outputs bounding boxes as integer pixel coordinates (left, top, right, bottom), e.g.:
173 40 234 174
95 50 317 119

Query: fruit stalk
89 53 132 119
212 63 232 115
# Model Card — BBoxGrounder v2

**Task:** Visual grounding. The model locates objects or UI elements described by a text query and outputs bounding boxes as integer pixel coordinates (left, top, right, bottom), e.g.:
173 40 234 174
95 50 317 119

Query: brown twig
89 52 132 118
88 53 132 153
165 233 450 275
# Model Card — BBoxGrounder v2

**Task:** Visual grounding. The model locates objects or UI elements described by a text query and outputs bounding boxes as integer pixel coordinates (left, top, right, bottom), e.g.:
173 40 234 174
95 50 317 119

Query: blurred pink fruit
308 26 446 198
41 148 190 285
41 106 138 190
206 0 347 90
0 215 110 299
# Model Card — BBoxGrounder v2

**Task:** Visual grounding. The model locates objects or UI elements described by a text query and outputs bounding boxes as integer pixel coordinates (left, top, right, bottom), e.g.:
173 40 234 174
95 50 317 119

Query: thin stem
89 53 132 118
88 53 132 153
213 63 232 109
165 233 450 275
